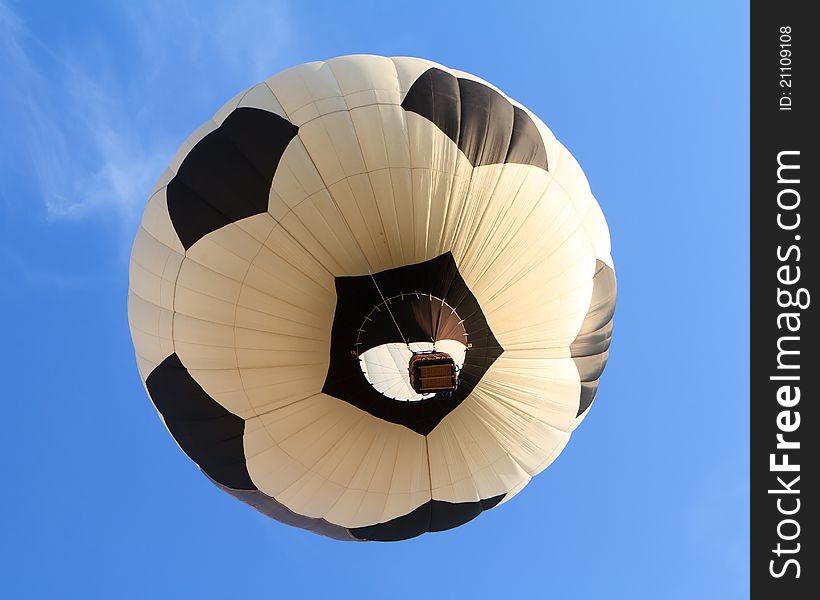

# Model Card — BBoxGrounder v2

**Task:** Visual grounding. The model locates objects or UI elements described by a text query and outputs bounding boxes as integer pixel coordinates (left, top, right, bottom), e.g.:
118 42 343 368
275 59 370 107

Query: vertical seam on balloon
315 424 372 523
413 65 462 260
547 148 601 267
463 390 543 480
262 77 373 274
230 214 299 425
325 60 395 272
468 188 546 302
456 162 508 275
480 375 575 435
376 429 403 524
447 70 466 259
390 57 432 260
430 419 462 499
457 91 534 270
463 91 514 247
464 91 520 263
453 406 508 499
363 102 404 266
471 171 546 284
318 419 387 524
475 182 592 309
294 190 364 271
167 87 279 379
278 411 369 518
490 224 592 304
366 104 400 267
465 167 539 283
450 82 491 262
471 156 562 288
267 79 381 277
390 56 427 259
370 426 399 522
354 421 389 494
442 410 485 503
249 397 345 490
337 60 404 268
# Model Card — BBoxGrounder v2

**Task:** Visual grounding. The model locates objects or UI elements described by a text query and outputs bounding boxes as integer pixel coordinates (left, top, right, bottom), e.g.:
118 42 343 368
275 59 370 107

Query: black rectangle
751 3 817 597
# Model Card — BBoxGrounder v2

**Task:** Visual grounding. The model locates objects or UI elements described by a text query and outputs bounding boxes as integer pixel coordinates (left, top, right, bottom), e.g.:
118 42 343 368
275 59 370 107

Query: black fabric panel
349 494 505 541
400 67 461 144
578 380 600 416
167 107 298 250
570 261 616 358
402 68 548 171
322 252 504 435
145 353 256 490
507 106 549 170
571 260 616 416
456 77 514 167
572 353 609 385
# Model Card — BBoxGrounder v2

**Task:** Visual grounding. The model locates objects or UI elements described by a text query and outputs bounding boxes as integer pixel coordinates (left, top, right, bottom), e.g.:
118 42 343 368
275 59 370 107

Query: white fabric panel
245 394 430 528
325 174 394 271
268 136 329 220
405 116 474 262
347 104 413 266
327 54 402 109
128 226 183 378
265 61 346 127
128 290 175 380
459 170 597 351
279 189 366 275
236 82 288 118
428 354 577 503
298 110 368 186
170 215 336 420
129 227 184 312
550 147 594 231
579 194 614 268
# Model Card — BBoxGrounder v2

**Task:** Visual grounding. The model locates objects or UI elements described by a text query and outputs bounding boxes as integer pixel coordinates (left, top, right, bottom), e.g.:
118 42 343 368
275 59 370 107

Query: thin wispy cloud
1 0 292 236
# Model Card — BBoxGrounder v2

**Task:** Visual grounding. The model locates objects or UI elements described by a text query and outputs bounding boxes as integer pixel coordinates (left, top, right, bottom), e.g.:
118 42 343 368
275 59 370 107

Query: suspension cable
313 184 416 352
368 271 410 350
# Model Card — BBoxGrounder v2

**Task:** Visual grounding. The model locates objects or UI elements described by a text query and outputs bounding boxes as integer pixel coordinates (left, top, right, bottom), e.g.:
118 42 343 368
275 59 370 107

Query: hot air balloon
128 55 616 541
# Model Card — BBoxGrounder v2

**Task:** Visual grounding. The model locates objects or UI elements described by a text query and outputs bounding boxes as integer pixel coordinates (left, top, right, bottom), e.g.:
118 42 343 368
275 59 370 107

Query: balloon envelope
128 55 616 541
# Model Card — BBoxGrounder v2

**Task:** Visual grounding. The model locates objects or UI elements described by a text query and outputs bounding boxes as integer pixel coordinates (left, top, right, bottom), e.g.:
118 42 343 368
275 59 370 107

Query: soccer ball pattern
128 55 615 541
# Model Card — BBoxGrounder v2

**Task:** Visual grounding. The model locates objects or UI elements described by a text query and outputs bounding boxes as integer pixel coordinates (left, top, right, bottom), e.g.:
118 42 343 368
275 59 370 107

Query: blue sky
0 1 749 598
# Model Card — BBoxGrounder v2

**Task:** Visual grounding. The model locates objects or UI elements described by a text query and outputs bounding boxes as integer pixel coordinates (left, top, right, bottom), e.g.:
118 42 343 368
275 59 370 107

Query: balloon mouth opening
353 292 469 401
357 340 467 401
